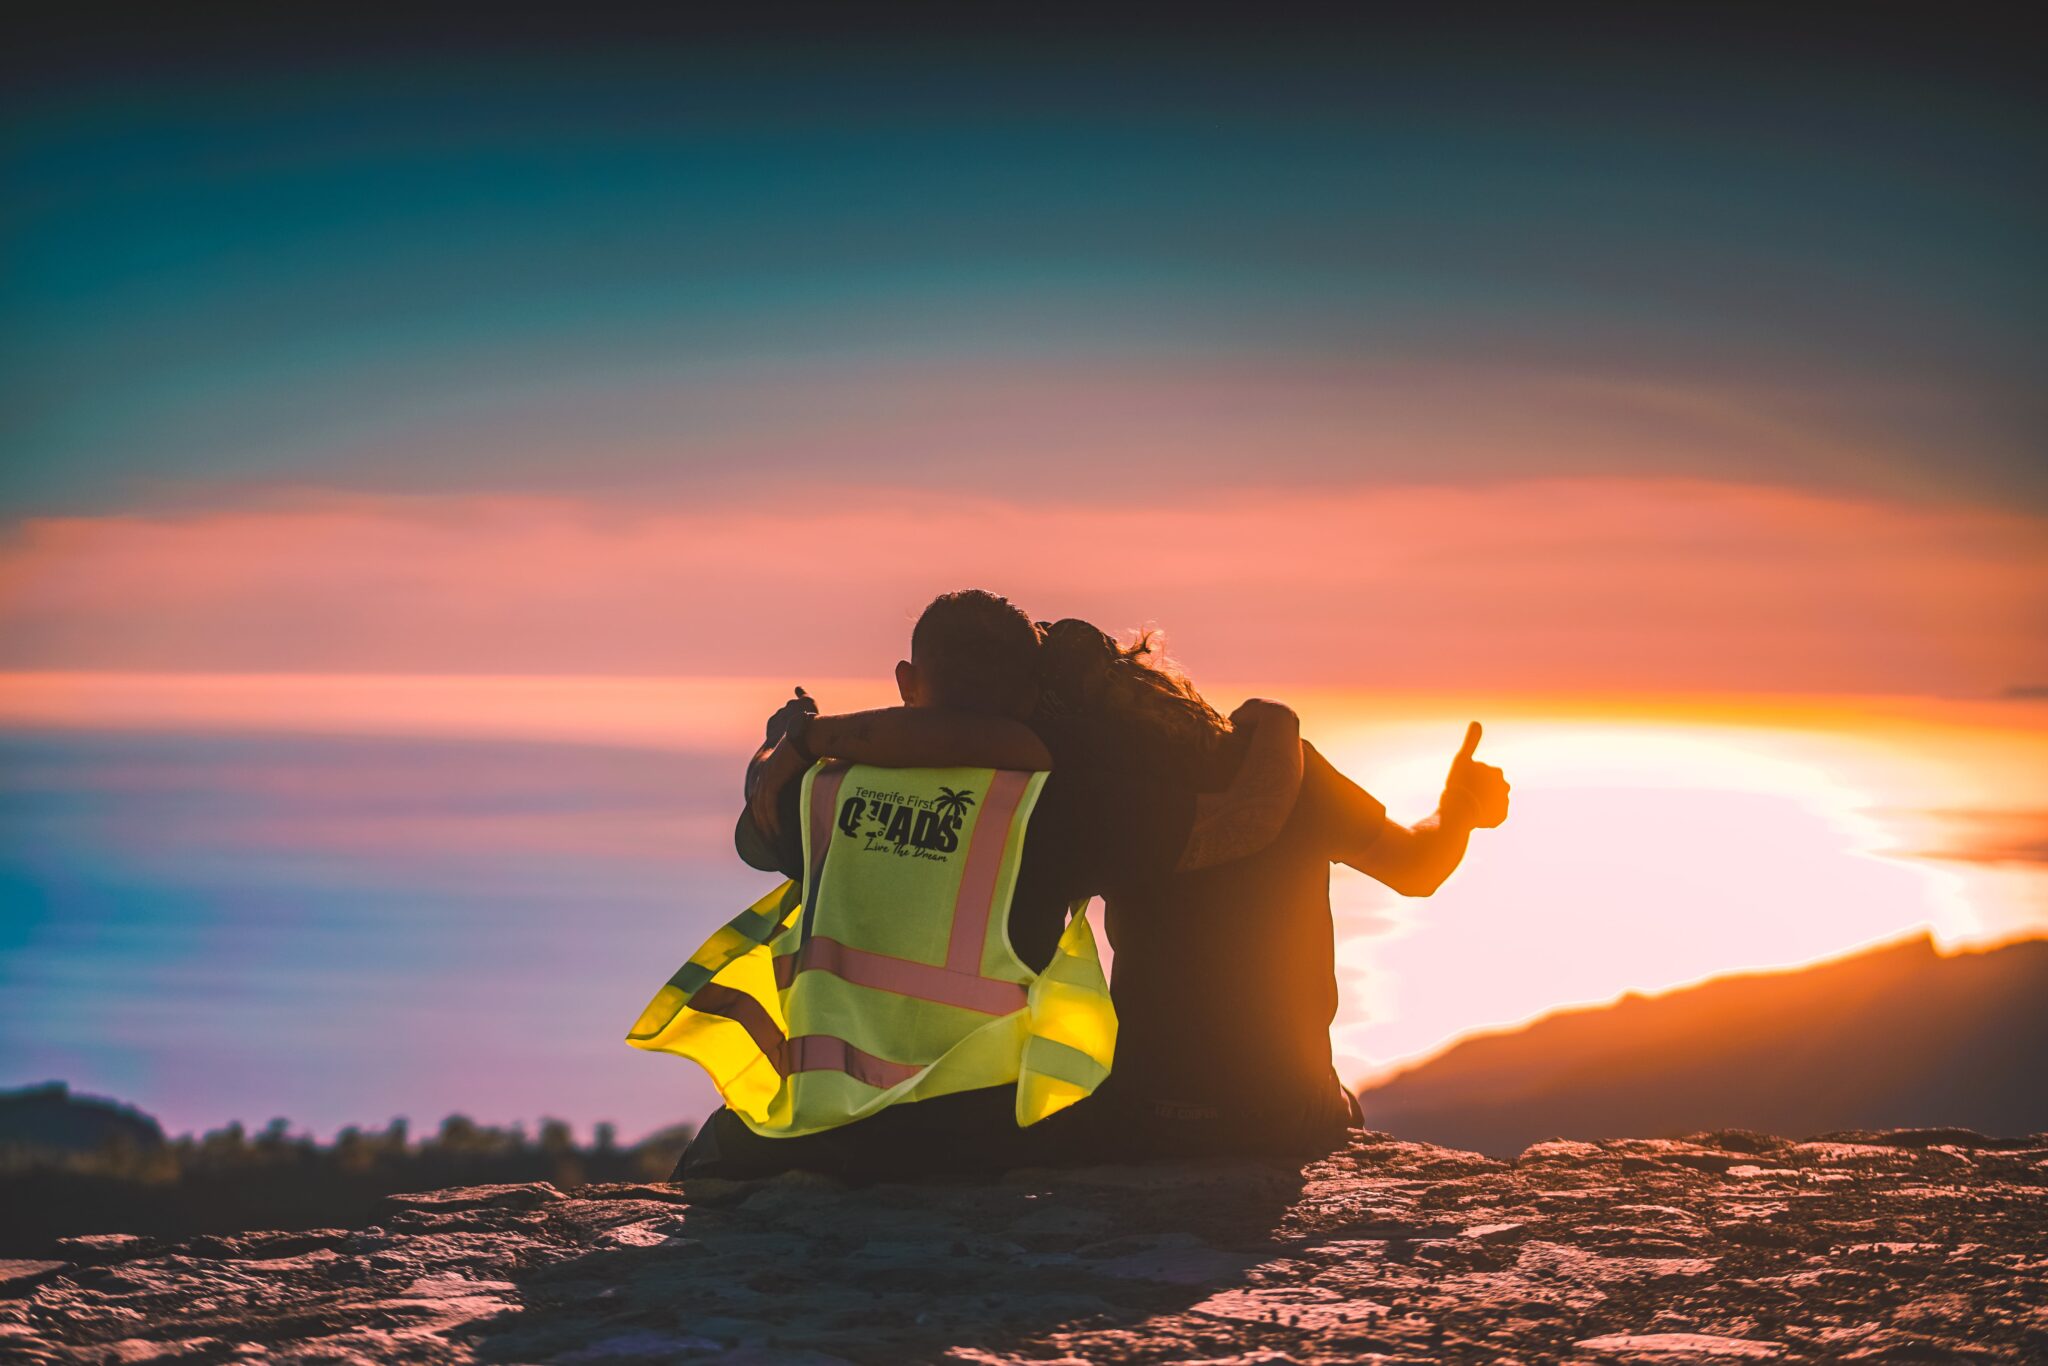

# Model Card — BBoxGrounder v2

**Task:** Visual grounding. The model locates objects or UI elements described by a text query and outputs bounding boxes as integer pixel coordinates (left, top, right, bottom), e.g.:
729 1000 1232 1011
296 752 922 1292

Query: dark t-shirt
1100 742 1386 1116
745 763 1196 971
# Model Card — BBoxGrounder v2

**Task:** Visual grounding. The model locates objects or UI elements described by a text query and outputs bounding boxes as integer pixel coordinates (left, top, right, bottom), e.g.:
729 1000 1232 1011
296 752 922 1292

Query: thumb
1455 721 1483 765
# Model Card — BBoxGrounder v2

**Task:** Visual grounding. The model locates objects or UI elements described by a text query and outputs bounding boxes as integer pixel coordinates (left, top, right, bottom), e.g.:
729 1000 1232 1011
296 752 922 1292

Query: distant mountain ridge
1353 934 2048 1157
0 1082 164 1159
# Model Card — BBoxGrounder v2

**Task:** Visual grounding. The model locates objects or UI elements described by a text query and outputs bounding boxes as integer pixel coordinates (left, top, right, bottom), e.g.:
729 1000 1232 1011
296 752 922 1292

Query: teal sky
5 15 2042 515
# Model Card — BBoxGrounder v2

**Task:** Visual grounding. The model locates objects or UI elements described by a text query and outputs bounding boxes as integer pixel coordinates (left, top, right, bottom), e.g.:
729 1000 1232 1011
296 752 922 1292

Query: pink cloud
2 478 2042 695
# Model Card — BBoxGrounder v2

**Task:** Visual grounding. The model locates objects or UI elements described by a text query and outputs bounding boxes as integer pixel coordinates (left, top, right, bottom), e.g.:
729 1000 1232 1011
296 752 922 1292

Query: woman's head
1033 618 1235 787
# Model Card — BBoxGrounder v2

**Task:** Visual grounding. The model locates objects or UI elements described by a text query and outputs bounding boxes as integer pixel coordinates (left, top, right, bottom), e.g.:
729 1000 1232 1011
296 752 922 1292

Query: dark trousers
676 1073 1358 1182
677 1087 1032 1182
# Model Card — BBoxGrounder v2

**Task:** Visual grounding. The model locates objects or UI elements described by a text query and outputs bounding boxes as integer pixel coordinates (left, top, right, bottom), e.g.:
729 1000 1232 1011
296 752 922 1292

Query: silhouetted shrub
0 1109 695 1257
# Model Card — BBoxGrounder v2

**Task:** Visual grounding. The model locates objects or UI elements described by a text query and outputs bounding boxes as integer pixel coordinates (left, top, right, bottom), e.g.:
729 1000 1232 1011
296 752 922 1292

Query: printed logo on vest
837 785 976 861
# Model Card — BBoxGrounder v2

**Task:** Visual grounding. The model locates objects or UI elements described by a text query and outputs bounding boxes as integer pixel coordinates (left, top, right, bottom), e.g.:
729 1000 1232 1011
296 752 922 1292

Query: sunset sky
3 11 2043 1141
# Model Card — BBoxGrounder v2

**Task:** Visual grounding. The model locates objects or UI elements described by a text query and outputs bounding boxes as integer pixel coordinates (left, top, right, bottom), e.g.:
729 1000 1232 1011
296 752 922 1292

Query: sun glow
1287 694 2048 1085
4 674 2043 1098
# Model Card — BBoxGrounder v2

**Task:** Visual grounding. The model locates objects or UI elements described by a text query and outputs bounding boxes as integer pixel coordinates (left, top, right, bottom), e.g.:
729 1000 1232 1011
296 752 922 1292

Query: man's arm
747 707 1053 840
1341 722 1509 896
1176 699 1305 872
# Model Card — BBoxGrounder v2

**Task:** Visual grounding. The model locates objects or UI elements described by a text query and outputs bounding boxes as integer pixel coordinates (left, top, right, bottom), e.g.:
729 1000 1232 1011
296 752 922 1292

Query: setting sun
1289 695 2048 1083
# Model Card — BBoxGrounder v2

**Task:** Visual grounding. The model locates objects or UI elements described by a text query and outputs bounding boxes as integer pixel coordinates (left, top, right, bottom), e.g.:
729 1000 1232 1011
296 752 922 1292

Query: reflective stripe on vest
626 762 1118 1139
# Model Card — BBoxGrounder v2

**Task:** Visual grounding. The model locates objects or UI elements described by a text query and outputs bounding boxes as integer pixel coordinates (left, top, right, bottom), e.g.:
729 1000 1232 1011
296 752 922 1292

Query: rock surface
4 1129 2044 1364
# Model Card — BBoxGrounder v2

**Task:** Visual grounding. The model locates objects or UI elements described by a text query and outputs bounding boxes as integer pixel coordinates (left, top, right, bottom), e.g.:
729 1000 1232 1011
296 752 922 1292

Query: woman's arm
808 709 1052 771
748 707 1053 838
1175 699 1305 871
1344 722 1509 896
1344 814 1471 897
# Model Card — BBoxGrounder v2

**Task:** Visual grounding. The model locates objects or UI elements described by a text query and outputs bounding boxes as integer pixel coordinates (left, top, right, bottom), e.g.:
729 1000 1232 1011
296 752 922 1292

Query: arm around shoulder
806 708 1053 772
1176 699 1304 872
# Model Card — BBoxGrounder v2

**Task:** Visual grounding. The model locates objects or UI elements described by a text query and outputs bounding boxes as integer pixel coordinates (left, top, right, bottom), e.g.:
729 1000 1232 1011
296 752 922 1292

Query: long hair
1032 618 1237 788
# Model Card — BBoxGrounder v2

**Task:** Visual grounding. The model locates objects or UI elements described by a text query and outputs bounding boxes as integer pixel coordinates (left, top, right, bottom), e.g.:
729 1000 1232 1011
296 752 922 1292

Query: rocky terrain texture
3 1128 2043 1364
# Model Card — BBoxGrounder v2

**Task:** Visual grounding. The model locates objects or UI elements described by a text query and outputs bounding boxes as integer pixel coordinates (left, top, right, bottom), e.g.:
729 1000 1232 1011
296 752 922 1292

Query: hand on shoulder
1229 697 1299 735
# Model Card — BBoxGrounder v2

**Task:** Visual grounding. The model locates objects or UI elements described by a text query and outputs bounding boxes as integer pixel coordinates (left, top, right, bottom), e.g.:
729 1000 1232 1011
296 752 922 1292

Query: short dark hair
910 590 1040 716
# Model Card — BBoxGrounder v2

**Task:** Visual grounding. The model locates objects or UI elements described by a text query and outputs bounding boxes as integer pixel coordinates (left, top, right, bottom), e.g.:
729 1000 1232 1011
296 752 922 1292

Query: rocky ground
3 1129 2043 1364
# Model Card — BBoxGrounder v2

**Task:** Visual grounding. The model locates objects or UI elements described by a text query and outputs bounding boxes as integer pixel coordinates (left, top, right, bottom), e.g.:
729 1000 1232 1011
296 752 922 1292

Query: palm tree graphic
932 787 977 824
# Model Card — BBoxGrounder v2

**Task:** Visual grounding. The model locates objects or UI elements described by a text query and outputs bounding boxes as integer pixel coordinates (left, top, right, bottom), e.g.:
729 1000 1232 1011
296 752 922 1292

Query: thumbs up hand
1441 721 1510 829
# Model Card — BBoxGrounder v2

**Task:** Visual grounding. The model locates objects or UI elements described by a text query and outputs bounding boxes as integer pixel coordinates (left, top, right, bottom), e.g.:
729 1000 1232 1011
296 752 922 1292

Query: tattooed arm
807 709 1051 770
748 707 1053 839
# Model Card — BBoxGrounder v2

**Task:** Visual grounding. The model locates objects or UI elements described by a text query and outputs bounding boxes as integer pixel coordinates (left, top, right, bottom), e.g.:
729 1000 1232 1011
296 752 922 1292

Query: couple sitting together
629 589 1508 1180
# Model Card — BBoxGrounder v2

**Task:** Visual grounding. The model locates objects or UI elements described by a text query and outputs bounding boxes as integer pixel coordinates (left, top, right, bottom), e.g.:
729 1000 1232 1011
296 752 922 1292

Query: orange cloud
2 478 2041 694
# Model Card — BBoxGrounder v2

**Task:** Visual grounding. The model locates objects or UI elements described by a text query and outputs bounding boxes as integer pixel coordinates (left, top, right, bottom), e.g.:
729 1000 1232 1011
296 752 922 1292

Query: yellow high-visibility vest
626 762 1118 1138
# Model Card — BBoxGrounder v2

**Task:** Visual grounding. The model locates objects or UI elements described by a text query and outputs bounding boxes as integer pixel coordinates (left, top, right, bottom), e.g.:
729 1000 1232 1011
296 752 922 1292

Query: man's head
898 590 1040 719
